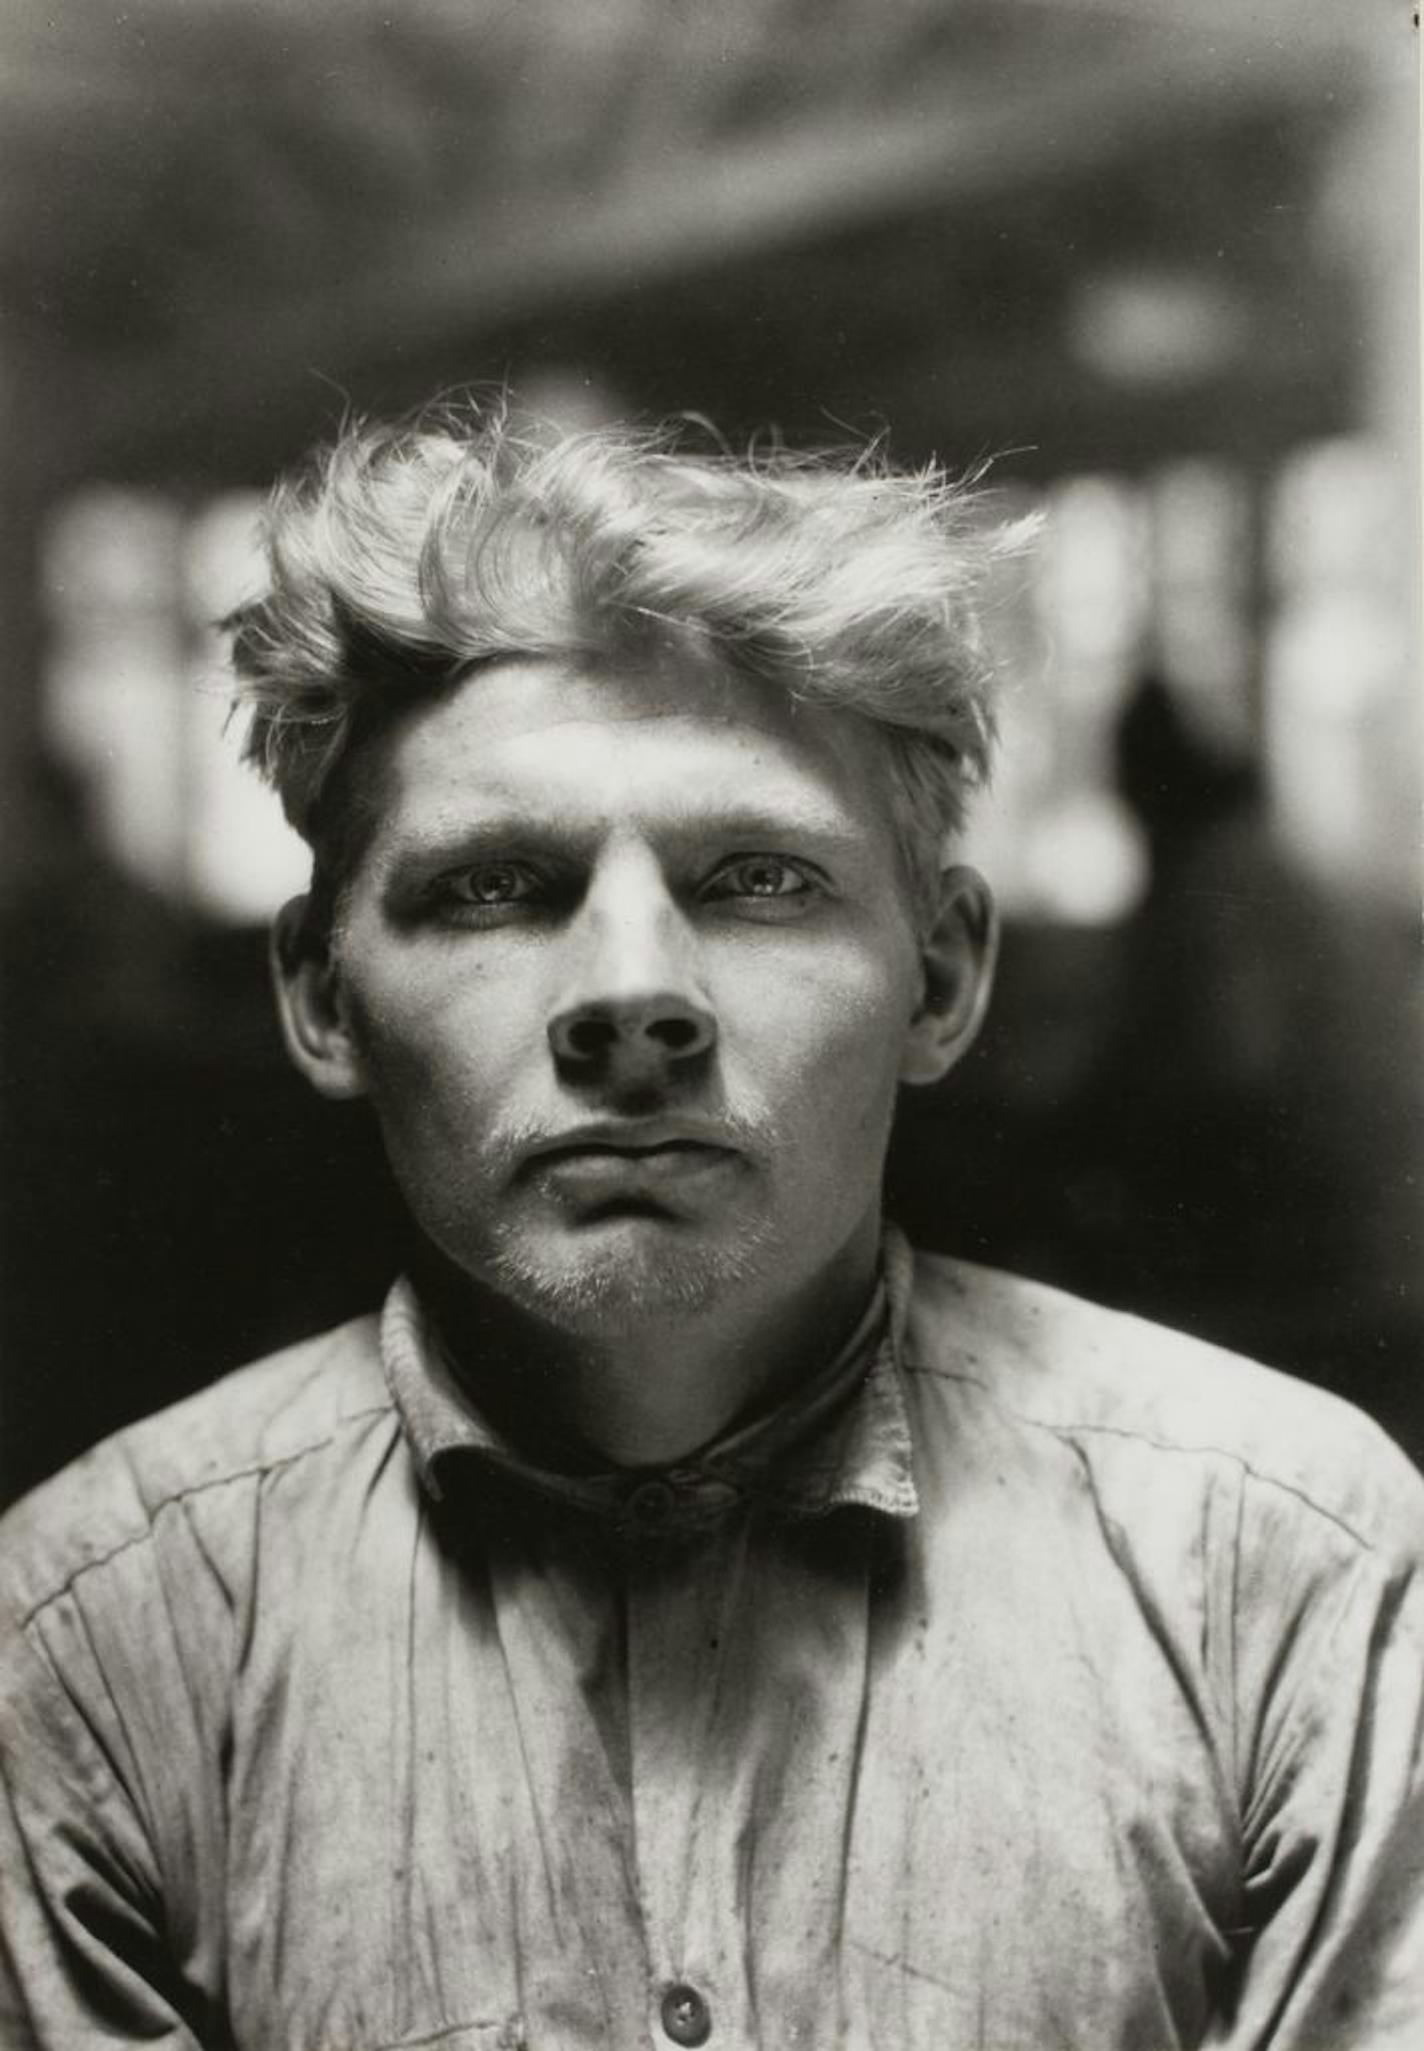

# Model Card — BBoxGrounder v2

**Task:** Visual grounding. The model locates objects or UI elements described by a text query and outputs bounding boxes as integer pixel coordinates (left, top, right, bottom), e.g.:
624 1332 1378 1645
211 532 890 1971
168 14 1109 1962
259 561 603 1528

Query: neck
413 1219 883 1468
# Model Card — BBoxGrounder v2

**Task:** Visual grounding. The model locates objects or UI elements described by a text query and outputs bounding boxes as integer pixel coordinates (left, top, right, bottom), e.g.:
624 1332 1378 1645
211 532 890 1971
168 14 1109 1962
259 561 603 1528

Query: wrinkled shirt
1 1234 1422 2050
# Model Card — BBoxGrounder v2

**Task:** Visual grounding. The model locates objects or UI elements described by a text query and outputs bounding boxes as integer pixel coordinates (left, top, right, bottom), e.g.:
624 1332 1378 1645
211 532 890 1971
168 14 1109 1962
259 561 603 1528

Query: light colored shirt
1 1233 1421 2050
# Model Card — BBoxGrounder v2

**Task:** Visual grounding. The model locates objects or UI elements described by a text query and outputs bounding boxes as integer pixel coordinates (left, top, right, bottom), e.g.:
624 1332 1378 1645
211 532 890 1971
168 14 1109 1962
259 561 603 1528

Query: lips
524 1124 738 1189
529 1122 735 1163
542 1138 715 1163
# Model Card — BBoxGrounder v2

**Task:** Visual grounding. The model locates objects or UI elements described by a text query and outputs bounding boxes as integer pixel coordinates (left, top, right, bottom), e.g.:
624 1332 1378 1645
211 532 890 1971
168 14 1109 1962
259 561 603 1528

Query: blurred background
0 0 1419 1502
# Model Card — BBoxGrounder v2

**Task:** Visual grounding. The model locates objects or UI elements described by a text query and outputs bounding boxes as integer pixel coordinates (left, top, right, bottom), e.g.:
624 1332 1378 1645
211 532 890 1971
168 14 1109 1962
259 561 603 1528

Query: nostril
549 998 715 1067
649 1017 702 1053
565 1017 616 1060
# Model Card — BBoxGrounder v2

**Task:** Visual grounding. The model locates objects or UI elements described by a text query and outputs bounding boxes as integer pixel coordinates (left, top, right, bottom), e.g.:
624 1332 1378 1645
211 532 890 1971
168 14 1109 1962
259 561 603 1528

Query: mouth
524 1126 740 1191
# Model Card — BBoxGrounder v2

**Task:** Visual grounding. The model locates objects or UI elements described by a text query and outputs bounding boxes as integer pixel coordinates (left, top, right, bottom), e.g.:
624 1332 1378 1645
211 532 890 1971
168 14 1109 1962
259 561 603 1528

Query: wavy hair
228 400 1030 930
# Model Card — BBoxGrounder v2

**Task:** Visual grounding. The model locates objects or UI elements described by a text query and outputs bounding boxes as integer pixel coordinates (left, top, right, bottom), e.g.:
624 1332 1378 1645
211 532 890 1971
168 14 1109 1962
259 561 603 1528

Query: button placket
627 1520 754 2047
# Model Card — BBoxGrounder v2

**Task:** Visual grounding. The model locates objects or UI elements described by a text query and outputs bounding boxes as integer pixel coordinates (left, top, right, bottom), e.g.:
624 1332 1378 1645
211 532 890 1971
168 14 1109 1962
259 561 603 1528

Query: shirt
1 1233 1421 2051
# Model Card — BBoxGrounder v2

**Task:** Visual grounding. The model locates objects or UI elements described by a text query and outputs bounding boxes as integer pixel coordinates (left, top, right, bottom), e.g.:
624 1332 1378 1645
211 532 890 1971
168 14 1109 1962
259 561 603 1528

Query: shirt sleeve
0 1620 207 2049
1208 1458 1424 2048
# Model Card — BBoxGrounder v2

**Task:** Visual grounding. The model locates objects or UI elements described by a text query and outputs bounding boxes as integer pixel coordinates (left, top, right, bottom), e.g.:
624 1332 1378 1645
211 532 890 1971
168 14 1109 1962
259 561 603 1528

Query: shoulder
901 1249 1424 1564
0 1312 394 1631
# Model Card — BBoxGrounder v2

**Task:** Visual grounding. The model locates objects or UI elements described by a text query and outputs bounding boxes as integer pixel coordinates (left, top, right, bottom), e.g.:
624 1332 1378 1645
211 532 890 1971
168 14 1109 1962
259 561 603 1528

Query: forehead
357 654 897 858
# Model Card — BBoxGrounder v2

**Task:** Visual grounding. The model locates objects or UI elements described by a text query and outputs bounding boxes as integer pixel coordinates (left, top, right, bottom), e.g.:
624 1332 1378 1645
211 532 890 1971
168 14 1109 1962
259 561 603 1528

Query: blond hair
229 401 1027 928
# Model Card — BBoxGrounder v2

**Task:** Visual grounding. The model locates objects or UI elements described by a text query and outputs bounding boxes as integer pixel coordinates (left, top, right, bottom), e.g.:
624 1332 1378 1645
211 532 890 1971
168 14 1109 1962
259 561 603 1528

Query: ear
898 865 998 1087
270 896 368 1101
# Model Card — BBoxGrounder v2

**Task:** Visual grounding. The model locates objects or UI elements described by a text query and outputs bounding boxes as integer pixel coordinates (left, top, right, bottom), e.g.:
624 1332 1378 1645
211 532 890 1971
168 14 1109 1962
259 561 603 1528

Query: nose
546 856 717 1084
548 995 716 1070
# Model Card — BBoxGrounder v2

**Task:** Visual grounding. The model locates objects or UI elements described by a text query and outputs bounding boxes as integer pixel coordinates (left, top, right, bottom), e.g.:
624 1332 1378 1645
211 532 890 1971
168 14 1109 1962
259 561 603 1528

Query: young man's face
278 654 991 1335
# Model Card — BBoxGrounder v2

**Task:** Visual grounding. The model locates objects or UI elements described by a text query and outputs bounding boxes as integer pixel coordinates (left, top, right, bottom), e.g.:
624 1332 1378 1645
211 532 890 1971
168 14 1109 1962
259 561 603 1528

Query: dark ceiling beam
50 21 1364 476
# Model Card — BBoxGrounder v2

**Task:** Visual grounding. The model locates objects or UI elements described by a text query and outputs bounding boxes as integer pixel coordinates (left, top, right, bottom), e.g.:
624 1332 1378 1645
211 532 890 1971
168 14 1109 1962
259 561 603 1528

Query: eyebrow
376 802 875 892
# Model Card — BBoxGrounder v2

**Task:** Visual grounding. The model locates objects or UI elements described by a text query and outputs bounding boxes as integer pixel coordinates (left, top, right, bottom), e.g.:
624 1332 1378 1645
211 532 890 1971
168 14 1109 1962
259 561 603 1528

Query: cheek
344 978 521 1255
344 956 528 1138
726 937 917 1132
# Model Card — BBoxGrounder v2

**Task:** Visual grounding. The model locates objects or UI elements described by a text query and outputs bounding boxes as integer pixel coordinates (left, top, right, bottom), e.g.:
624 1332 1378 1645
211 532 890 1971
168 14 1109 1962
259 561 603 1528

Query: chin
477 1209 781 1331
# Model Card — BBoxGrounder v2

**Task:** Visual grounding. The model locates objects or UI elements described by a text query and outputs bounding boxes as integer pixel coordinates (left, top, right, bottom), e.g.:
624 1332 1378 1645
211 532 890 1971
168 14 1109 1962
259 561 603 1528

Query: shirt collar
380 1228 920 1532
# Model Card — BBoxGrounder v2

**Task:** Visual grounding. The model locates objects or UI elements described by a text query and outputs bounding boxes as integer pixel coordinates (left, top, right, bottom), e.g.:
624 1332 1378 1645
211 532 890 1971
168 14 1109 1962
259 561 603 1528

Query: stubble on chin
476 1205 784 1331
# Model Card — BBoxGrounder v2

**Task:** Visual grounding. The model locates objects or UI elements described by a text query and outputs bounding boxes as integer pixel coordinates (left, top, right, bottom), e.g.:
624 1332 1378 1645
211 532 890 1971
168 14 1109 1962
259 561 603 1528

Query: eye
704 856 818 904
439 860 542 908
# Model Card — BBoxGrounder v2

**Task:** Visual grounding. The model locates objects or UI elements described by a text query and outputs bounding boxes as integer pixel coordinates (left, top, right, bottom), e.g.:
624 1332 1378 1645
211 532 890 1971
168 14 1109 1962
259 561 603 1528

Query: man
1 407 1420 2050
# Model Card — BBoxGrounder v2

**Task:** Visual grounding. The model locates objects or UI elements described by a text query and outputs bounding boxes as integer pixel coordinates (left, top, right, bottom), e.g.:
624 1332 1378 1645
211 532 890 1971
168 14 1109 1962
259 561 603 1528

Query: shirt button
660 1982 711 2046
625 1479 677 1528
